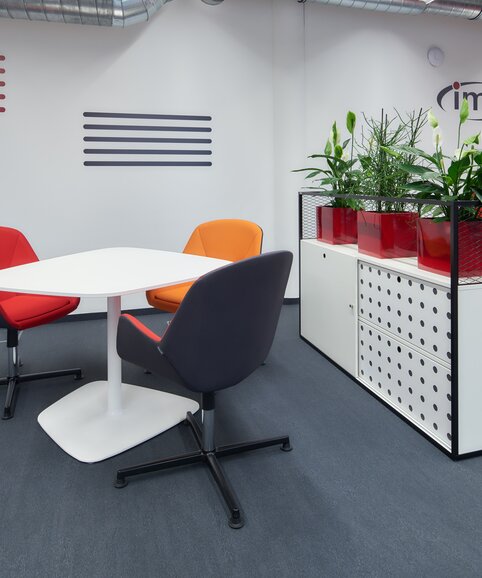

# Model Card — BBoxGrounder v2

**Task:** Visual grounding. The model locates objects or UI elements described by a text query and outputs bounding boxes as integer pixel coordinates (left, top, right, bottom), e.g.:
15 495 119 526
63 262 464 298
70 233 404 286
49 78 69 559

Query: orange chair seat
0 294 80 330
146 219 263 314
147 282 192 314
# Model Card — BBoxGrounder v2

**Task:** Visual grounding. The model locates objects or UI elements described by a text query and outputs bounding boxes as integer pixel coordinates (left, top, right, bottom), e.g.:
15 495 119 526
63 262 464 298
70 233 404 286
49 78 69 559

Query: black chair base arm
114 411 292 530
1 367 83 420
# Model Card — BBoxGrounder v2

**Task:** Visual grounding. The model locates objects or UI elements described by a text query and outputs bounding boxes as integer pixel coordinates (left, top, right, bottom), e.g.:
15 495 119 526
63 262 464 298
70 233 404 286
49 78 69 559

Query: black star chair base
114 251 293 529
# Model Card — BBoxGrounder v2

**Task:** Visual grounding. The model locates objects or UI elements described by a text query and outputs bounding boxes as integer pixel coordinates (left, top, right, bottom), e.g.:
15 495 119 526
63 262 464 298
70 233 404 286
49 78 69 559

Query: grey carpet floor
1 305 482 578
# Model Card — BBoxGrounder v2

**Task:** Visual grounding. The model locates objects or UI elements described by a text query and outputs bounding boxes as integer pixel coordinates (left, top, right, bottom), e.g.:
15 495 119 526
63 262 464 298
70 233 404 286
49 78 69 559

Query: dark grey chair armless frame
114 251 293 529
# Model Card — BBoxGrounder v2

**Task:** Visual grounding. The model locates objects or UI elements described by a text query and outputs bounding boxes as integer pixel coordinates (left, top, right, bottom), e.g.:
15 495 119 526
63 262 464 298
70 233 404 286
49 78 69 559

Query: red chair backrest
0 227 39 302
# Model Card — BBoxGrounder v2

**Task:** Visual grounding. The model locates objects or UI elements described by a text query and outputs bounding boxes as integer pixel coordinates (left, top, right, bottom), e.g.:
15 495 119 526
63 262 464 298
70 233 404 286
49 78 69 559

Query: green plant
392 99 482 222
358 109 426 212
293 111 361 209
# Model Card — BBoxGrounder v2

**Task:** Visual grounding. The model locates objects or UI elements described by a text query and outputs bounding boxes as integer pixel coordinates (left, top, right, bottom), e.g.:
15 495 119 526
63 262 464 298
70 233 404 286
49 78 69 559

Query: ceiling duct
303 0 482 20
0 0 223 27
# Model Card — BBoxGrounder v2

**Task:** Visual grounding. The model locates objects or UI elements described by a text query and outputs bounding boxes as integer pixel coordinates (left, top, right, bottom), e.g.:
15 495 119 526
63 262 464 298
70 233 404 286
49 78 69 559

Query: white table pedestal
38 381 198 463
38 295 199 463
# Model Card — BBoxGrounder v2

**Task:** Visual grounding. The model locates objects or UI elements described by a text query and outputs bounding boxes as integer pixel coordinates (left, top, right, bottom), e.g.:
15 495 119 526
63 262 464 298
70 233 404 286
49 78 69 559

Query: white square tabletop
0 247 229 297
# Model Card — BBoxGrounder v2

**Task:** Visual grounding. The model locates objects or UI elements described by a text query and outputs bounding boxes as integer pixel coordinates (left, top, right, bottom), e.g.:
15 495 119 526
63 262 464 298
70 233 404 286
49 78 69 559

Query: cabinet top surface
302 240 456 288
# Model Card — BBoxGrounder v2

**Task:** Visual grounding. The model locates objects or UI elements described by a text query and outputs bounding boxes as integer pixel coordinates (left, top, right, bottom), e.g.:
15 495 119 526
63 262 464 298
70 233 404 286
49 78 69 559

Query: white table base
37 381 199 463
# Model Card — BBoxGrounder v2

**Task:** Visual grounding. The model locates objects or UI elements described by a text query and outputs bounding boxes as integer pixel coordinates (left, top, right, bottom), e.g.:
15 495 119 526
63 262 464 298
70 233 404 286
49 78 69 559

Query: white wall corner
272 0 306 299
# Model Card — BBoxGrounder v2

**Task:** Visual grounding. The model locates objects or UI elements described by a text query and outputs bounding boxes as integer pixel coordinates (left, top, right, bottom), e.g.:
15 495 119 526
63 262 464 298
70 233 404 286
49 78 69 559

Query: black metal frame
0 328 82 420
298 191 482 460
114 394 292 529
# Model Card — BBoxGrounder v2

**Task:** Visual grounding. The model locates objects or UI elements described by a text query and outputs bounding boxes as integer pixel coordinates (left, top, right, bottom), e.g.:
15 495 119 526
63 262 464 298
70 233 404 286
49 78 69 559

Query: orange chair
146 219 263 313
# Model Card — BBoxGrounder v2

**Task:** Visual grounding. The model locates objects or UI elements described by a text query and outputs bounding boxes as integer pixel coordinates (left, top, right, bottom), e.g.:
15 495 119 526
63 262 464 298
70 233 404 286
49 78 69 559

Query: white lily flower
428 109 438 129
433 127 443 149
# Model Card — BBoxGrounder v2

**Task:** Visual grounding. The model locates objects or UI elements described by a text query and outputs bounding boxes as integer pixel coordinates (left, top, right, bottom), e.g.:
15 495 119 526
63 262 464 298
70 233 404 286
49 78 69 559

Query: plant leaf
399 163 440 179
324 139 332 156
346 111 356 135
460 98 469 124
306 171 322 179
331 122 339 146
463 133 480 146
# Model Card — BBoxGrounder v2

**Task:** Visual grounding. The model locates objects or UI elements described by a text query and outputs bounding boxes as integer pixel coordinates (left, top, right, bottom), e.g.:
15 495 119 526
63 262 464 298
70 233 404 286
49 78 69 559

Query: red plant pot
417 218 482 277
357 211 418 258
316 206 358 245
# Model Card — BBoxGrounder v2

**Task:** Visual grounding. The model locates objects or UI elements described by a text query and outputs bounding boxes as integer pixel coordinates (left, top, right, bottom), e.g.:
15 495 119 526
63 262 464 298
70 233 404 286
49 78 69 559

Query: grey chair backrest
160 251 293 393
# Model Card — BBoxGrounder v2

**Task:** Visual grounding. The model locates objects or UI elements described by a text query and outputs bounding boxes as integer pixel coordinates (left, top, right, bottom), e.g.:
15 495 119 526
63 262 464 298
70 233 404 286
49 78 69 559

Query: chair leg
114 451 205 488
184 411 203 448
2 339 19 420
216 435 292 458
17 368 83 383
205 452 244 529
3 377 18 420
1 328 83 419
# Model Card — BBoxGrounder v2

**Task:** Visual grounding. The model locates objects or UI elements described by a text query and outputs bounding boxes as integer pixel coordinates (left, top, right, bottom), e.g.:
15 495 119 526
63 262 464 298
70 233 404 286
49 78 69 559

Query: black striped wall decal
84 149 212 155
84 124 212 132
84 161 212 167
83 111 213 167
83 112 211 121
84 137 212 143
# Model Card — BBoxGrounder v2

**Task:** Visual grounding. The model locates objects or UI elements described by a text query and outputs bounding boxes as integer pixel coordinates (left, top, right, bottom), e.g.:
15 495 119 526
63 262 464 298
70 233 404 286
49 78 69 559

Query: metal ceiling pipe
304 0 482 20
0 0 224 27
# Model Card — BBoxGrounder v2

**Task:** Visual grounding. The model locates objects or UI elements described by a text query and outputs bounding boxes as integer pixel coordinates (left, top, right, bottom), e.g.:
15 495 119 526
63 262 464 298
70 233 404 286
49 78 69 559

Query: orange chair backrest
0 227 39 302
183 219 263 262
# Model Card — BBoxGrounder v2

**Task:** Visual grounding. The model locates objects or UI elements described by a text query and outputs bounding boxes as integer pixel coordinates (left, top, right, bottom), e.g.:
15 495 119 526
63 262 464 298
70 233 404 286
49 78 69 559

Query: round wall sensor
427 46 445 67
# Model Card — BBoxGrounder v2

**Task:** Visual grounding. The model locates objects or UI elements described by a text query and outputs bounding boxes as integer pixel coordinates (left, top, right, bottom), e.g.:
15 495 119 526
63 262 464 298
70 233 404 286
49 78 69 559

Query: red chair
0 227 82 419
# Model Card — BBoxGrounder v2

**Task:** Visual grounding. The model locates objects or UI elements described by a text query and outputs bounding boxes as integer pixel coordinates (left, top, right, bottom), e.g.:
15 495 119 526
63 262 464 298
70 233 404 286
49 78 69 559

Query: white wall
2 0 482 311
0 0 276 313
304 4 482 156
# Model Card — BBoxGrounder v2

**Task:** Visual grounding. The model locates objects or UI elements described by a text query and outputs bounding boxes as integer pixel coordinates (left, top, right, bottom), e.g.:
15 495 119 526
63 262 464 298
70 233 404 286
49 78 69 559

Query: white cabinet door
300 240 358 376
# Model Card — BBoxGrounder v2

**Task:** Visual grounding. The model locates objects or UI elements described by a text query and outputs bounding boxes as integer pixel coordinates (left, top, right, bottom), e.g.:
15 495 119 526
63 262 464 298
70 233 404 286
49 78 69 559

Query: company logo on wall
83 111 213 167
437 81 482 121
0 55 5 114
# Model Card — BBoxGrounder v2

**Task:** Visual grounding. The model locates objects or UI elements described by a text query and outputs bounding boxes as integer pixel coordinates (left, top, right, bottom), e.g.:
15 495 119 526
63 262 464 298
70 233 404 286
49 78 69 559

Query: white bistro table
0 248 229 463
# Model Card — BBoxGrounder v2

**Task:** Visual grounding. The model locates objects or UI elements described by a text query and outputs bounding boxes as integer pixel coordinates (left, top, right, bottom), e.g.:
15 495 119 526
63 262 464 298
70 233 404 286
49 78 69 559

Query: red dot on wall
0 82 4 87
0 107 5 113
0 95 5 100
0 69 5 74
0 55 5 61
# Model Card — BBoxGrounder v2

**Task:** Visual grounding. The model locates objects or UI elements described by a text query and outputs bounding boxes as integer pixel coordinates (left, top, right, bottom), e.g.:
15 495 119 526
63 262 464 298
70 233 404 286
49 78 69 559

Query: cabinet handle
349 304 354 310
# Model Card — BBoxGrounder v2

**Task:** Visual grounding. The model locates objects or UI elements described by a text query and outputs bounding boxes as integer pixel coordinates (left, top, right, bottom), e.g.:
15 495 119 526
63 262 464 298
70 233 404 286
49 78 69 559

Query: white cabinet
300 238 482 458
300 240 357 375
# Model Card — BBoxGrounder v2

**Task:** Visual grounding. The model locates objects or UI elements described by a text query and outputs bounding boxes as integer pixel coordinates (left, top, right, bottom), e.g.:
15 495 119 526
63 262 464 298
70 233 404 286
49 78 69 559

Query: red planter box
357 211 418 259
316 206 358 245
417 218 482 277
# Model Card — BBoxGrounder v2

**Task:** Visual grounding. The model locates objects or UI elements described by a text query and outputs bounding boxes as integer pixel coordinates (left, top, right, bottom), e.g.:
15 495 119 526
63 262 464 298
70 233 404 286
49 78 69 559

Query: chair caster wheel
228 516 244 529
114 478 128 489
74 373 83 381
281 442 292 452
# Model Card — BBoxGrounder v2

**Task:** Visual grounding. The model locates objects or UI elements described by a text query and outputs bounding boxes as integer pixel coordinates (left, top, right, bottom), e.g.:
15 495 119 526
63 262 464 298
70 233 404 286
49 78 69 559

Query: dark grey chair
114 251 293 529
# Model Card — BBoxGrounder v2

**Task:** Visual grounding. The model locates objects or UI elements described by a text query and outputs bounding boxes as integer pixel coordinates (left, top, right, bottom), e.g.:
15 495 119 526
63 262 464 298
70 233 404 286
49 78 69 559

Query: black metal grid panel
299 191 482 286
300 191 331 240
